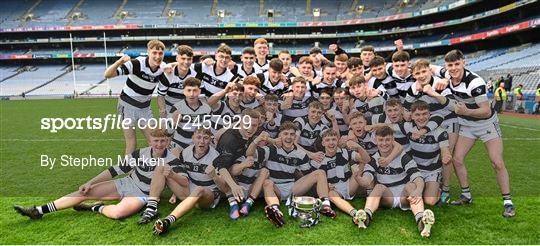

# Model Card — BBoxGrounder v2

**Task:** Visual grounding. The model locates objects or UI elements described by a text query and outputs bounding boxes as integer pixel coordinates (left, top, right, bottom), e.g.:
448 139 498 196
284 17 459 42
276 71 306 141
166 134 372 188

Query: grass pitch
1 98 539 244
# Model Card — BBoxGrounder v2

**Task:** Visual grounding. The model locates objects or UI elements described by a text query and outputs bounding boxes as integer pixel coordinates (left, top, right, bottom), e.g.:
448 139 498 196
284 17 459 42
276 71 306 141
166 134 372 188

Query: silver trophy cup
290 196 322 228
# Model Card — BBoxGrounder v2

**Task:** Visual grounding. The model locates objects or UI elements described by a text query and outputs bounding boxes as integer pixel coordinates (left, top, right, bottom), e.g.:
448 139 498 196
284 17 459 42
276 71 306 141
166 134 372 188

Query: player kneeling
14 128 177 220
152 128 227 235
355 126 435 238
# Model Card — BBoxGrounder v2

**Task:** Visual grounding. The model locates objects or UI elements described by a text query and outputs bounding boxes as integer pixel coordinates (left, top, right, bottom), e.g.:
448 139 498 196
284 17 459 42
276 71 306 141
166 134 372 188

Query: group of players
14 38 516 238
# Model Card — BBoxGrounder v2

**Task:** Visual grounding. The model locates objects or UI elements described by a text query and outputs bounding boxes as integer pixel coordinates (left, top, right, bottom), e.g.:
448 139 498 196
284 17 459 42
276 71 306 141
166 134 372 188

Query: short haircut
194 127 212 137
411 59 430 72
278 50 290 56
321 129 339 140
243 76 261 88
264 93 279 102
147 40 165 51
150 127 169 138
231 82 244 92
308 101 324 110
199 54 213 62
216 44 232 55
444 49 464 62
184 77 201 88
347 57 362 69
298 56 313 66
369 55 386 68
323 62 337 71
269 58 284 72
254 38 268 46
385 97 402 108
375 126 394 137
280 121 298 132
177 45 193 57
335 53 349 62
361 45 375 53
410 100 430 113
333 87 347 95
291 76 307 85
319 88 333 97
349 111 366 121
349 75 366 87
309 47 322 55
242 108 261 119
242 47 256 56
391 51 410 62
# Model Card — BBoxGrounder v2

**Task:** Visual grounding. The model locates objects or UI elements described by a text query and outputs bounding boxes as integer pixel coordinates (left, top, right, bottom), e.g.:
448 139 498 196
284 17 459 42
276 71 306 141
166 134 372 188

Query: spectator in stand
505 74 513 92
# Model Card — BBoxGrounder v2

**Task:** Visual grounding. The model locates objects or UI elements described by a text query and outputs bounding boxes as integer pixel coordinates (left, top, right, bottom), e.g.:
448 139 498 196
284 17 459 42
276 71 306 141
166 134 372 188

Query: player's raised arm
104 55 131 79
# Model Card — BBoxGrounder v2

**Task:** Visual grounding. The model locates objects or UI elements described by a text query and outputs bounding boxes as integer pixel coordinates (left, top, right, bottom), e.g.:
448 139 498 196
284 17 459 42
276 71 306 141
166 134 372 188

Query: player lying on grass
14 128 178 220
319 129 372 225
246 122 336 227
354 126 435 238
152 128 230 235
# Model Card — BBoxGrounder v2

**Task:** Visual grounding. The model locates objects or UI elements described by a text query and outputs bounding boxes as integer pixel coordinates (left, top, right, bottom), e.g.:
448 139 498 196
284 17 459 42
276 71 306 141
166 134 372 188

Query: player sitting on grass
355 126 435 238
320 129 372 225
14 128 178 220
246 122 336 227
152 128 228 235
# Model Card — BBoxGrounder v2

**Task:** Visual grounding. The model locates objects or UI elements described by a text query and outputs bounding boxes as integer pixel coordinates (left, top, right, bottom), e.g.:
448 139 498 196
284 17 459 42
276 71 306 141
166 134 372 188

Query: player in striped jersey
261 94 282 138
360 45 376 76
408 59 458 204
229 154 268 217
340 57 365 88
194 44 236 97
293 101 338 151
256 58 287 97
157 45 198 117
429 50 515 217
231 47 256 79
15 128 178 221
349 76 387 118
278 50 295 82
355 126 436 238
239 75 263 109
153 128 228 235
309 47 326 78
334 53 350 82
308 62 343 97
253 38 269 73
104 40 166 155
327 88 351 136
367 56 397 97
247 123 336 227
169 78 212 150
291 56 321 84
207 82 245 133
320 130 372 224
281 77 316 123
386 51 415 100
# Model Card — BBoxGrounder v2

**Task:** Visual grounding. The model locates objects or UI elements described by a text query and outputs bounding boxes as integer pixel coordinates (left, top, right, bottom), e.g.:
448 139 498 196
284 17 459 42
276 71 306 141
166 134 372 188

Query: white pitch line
501 137 540 141
499 123 540 132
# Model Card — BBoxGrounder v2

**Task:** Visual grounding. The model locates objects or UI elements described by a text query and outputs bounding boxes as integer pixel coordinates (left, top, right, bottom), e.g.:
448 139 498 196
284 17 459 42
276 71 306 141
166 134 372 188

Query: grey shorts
114 177 148 204
117 104 154 128
276 182 293 201
459 122 502 142
387 184 410 211
421 169 442 183
188 183 221 209
442 120 459 134
332 180 354 200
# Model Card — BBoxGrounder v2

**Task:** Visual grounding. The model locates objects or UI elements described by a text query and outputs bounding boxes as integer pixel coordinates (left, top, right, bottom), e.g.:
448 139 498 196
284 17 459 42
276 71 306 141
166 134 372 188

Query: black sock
502 193 513 206
37 202 57 214
415 212 424 224
146 199 158 212
91 203 104 213
364 208 373 220
245 196 255 206
349 209 358 217
461 186 471 199
227 195 238 207
441 185 450 193
164 215 176 225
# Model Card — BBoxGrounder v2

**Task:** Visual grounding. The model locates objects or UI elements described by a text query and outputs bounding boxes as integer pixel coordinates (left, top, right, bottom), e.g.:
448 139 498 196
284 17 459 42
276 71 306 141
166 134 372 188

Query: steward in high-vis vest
494 83 506 113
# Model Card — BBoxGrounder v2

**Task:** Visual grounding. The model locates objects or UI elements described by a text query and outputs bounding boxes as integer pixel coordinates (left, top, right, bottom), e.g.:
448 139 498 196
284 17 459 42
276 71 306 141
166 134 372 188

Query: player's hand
329 44 338 53
273 136 283 148
231 184 245 202
338 136 349 148
416 82 424 92
434 79 449 91
117 55 130 64
203 57 216 66
309 151 325 163
162 165 173 177
163 62 177 74
159 109 167 118
407 193 422 205
341 99 350 113
242 156 255 168
169 194 177 204
326 111 337 122
454 102 468 115
423 84 436 96
78 182 92 195
411 129 426 140
351 164 360 174
394 39 404 50
442 152 452 165
378 157 390 166
256 132 270 144
365 125 374 132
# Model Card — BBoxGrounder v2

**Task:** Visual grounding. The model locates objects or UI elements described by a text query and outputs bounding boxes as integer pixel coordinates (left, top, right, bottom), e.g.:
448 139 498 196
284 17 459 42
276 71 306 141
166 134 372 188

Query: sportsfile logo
40 114 251 133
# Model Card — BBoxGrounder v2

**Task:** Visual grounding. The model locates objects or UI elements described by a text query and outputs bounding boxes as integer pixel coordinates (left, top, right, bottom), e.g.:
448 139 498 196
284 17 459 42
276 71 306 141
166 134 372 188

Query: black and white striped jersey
403 77 457 123
116 56 166 108
386 65 416 99
307 79 342 97
211 99 244 133
369 114 410 151
395 123 449 172
157 67 199 108
356 131 378 155
194 63 236 97
240 97 262 109
232 64 256 79
281 96 316 123
362 150 421 188
256 72 287 97
263 112 283 138
109 147 179 195
321 106 348 136
435 67 497 126
233 154 265 188
256 145 309 185
173 145 220 189
169 99 212 148
320 148 358 185
368 75 398 98
294 116 329 150
253 60 269 73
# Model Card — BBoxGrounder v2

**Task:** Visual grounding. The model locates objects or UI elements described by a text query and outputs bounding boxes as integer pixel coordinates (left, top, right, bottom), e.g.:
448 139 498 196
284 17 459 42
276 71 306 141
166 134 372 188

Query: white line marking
499 123 540 132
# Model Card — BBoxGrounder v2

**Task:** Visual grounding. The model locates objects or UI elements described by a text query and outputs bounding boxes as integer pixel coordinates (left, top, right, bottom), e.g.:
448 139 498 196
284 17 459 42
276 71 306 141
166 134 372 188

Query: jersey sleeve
402 153 421 182
362 157 377 181
108 149 139 177
436 128 450 148
157 73 171 96
469 77 489 104
116 58 137 76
